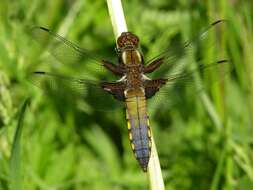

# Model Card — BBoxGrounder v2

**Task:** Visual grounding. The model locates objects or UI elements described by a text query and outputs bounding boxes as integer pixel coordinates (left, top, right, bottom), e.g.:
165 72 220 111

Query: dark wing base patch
101 82 126 101
144 79 167 99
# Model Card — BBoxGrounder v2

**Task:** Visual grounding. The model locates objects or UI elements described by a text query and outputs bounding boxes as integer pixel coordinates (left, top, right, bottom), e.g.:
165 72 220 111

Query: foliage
0 0 253 189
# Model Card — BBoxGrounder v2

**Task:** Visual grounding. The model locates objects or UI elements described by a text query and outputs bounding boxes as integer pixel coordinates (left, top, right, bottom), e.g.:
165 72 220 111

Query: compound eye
119 41 123 47
133 37 139 45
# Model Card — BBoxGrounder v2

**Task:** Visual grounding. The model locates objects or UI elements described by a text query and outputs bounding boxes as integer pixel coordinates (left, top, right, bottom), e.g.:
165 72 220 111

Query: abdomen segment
125 89 151 172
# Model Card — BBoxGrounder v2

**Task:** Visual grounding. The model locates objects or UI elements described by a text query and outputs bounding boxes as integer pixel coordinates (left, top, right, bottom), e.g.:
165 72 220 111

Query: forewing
146 20 227 79
31 26 115 79
29 71 124 111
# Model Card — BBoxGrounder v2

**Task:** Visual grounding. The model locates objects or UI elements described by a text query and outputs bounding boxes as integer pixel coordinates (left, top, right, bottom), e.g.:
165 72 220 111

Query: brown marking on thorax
123 49 144 88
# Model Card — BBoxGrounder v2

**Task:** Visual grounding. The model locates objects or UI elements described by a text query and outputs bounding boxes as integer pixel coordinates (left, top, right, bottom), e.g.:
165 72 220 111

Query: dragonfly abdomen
125 89 151 172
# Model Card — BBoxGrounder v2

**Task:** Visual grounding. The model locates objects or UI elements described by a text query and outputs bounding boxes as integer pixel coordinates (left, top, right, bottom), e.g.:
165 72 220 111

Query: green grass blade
9 98 30 190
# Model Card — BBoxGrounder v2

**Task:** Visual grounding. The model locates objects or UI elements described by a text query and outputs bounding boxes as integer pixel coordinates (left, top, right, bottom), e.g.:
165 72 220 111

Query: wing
143 20 230 112
31 26 124 80
146 59 231 112
29 71 125 112
144 20 228 78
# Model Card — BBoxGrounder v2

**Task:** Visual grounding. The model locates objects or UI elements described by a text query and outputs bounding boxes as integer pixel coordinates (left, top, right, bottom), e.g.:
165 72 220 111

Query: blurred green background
0 0 253 189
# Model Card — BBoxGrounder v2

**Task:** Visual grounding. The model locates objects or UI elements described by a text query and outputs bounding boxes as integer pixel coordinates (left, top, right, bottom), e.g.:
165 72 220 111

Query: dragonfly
30 20 229 172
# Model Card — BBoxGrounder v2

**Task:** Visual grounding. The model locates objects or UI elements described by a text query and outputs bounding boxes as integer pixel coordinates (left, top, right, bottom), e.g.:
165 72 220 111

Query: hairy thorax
122 49 144 89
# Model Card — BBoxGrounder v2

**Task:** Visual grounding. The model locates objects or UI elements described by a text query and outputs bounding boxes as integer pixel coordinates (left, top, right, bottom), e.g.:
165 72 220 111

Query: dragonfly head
117 32 139 50
117 32 143 65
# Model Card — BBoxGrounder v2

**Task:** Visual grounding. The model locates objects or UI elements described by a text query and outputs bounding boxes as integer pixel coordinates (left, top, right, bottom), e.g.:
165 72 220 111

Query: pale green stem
148 135 165 190
106 0 127 38
106 0 165 189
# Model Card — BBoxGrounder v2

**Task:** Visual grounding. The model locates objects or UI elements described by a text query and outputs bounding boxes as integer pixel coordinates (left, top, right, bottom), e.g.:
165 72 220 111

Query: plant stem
106 0 127 38
106 0 165 189
148 135 165 190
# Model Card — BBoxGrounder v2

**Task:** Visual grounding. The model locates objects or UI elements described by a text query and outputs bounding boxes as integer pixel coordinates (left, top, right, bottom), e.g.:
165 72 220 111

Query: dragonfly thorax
121 49 142 65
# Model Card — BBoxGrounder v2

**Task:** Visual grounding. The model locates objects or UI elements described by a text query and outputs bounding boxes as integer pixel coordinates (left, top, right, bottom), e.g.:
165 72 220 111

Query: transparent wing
147 59 231 112
162 60 229 88
146 20 227 79
29 71 124 111
31 26 117 80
